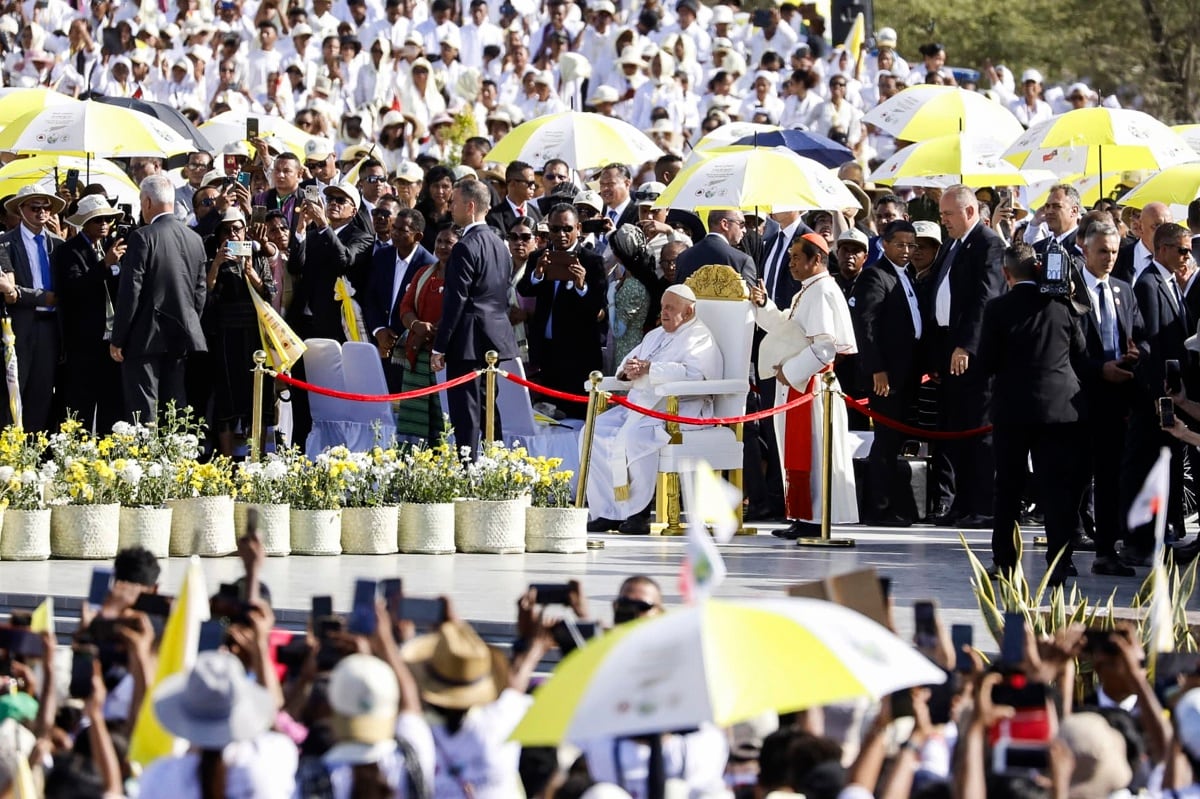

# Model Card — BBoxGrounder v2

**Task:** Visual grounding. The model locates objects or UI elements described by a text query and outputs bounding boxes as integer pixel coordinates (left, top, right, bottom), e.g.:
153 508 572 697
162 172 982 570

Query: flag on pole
1128 448 1175 661
128 557 210 767
1128 447 1170 532
247 275 306 373
335 277 368 343
842 12 866 78
678 460 740 602
29 597 53 639
1 312 21 429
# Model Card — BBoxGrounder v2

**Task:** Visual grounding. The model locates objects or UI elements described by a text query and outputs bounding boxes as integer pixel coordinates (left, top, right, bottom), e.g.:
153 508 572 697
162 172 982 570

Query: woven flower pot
234 502 291 556
525 506 588 553
1 508 48 561
51 503 120 559
290 508 342 555
118 506 172 558
341 505 399 555
398 502 455 554
455 498 526 554
167 496 236 557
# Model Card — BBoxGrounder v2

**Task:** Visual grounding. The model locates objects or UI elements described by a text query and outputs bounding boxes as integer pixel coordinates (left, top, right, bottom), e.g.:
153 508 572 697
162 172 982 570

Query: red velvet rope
501 370 592 403
841 393 994 440
271 369 481 402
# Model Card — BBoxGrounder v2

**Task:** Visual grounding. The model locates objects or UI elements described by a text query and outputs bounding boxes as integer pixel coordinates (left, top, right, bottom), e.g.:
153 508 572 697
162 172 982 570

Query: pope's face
659 292 694 333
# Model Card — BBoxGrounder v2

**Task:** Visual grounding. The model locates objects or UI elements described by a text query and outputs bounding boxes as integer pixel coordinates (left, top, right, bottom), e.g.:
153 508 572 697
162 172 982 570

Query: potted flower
395 433 464 554
341 446 401 555
287 446 350 555
0 427 51 560
49 457 121 560
167 457 237 557
456 441 535 554
233 449 297 557
113 457 172 558
524 456 586 553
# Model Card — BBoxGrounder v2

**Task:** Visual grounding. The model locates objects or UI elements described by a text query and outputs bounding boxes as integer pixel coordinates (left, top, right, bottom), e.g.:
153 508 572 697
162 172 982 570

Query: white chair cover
497 358 582 490
303 338 393 453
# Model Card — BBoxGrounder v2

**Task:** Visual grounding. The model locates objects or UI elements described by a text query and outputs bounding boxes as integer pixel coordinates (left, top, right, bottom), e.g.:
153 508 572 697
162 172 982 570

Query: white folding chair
497 358 582 490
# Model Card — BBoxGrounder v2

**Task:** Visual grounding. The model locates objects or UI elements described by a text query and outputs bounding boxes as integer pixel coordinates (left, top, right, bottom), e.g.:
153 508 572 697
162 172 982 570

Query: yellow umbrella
200 110 310 157
0 100 193 157
488 110 663 170
1171 124 1200 157
1117 163 1200 211
0 154 140 206
686 121 782 165
0 88 78 132
869 133 1055 188
1003 108 1196 196
862 85 1024 143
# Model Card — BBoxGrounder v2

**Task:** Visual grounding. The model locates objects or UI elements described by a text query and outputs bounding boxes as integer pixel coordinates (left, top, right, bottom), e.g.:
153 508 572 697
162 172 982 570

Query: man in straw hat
583 284 723 534
0 183 67 432
52 195 127 433
402 598 549 798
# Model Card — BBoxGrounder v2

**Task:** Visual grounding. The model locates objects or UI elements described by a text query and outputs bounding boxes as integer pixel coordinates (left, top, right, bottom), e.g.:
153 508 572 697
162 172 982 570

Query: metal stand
576 371 604 509
483 350 498 445
249 350 267 463
797 372 855 548
654 396 685 536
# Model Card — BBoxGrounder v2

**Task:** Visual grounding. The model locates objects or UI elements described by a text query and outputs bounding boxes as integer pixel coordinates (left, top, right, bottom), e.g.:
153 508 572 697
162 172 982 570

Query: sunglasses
633 191 660 202
613 597 657 614
304 160 326 170
508 232 533 242
25 204 52 212
1176 246 1193 256
363 175 388 184
326 195 353 206
547 224 575 234
508 179 537 188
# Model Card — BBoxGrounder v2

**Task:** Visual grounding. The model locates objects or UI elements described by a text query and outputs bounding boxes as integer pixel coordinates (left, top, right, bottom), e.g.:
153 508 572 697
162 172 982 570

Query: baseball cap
711 4 734 23
836 228 869 249
1021 68 1043 84
592 0 615 14
912 220 942 244
393 161 424 183
325 654 400 762
200 169 230 188
574 190 603 214
304 137 335 161
1067 81 1091 98
634 181 666 206
876 27 897 48
451 165 477 181
291 22 313 37
324 183 361 209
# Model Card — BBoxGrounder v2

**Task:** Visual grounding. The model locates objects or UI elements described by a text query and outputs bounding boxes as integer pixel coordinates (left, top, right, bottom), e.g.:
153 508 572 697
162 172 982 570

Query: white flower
111 421 134 436
147 462 163 479
39 462 57 479
263 460 288 481
0 466 13 484
20 469 38 485
120 462 144 485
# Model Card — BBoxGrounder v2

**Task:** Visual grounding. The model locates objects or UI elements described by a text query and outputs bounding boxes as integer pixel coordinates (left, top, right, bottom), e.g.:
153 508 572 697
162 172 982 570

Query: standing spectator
110 175 208 424
415 165 455 252
203 209 276 456
1114 201 1172 285
1009 69 1053 128
175 151 214 216
674 209 756 286
507 220 537 366
366 208 436 392
926 185 1005 527
52 196 126 434
486 160 543 235
0 185 66 432
430 179 520 454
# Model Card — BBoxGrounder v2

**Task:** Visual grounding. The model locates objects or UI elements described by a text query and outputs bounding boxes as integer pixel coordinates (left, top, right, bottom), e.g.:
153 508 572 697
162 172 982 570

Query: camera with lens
1037 236 1071 296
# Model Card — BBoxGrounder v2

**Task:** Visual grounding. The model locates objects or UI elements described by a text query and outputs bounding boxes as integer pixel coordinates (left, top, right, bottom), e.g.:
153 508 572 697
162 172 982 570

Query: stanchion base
796 537 856 548
586 540 605 550
1033 536 1048 547
736 526 758 536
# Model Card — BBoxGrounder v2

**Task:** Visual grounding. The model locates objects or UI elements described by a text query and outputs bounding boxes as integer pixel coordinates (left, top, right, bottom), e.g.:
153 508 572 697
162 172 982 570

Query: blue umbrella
729 129 854 169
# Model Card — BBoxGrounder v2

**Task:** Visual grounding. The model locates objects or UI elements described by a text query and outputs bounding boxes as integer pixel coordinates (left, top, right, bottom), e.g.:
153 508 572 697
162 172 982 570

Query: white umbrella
870 133 1056 188
512 597 946 745
200 110 312 156
0 100 193 158
863 85 1024 143
487 110 664 169
685 121 782 165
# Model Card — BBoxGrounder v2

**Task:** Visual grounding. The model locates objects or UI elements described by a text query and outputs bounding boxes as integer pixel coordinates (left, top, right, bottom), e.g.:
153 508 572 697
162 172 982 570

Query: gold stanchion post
575 371 604 509
484 350 498 445
654 395 685 536
797 372 855 548
249 350 267 463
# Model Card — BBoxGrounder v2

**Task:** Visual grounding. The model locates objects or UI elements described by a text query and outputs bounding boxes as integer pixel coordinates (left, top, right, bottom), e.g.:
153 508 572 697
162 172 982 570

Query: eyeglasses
543 173 569 182
547 224 574 234
371 208 395 217
508 232 533 241
724 217 746 228
633 191 661 202
227 223 246 232
24 204 52 212
508 178 537 188
326 195 352 206
363 175 388 184
187 161 211 169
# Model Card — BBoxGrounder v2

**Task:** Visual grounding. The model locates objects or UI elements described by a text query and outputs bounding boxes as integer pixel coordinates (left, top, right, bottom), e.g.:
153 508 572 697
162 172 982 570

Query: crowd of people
2 539 1200 798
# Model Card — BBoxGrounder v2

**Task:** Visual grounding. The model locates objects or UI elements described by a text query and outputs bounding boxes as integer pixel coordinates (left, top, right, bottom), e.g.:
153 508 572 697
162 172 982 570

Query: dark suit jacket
0 223 63 365
1070 268 1144 416
286 221 374 340
850 258 919 387
758 225 806 308
52 232 118 354
252 187 301 229
674 234 757 286
1113 240 1146 286
1133 263 1190 399
605 201 639 231
929 221 1005 357
978 283 1087 426
516 244 607 367
363 243 437 334
111 215 207 357
433 223 519 363
485 200 542 237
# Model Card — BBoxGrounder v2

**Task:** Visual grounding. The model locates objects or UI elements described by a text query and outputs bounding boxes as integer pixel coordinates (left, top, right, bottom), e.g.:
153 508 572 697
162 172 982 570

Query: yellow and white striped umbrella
1117 163 1200 211
0 88 78 133
863 85 1024 143
511 597 946 745
685 121 782 165
487 110 664 170
870 133 1055 188
200 110 311 157
654 148 859 213
1171 124 1200 157
0 100 194 158
0 154 140 206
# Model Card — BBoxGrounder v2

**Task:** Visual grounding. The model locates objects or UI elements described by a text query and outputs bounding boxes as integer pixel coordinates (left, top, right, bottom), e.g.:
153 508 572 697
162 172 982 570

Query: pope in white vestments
754 233 858 534
585 286 724 526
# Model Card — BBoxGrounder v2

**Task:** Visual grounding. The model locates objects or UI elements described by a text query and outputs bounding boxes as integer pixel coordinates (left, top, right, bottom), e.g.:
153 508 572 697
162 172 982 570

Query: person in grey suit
0 185 67 432
431 179 520 456
673 209 757 286
110 175 208 424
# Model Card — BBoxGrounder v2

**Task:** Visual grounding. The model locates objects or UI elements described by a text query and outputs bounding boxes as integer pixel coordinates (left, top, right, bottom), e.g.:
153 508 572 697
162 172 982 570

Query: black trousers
931 363 994 518
1086 410 1128 558
991 421 1087 571
63 340 123 434
865 384 915 519
445 356 504 457
122 352 188 425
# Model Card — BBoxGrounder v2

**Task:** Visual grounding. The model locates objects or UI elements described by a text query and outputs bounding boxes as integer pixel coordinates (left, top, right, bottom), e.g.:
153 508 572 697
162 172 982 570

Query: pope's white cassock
584 315 724 521
755 272 859 525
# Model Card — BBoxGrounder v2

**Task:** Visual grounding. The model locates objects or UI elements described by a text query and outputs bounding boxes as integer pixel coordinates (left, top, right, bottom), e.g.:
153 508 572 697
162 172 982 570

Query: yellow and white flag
247 275 306 373
679 460 740 603
335 276 368 343
29 597 53 639
842 12 866 78
128 557 210 767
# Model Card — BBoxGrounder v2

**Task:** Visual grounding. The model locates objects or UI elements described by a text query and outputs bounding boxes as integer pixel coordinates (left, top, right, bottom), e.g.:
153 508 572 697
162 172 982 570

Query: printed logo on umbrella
1041 149 1058 163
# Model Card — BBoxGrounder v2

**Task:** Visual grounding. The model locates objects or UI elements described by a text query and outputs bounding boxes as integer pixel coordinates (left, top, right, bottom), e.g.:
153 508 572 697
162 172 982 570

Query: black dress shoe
1071 535 1097 553
1046 561 1078 588
586 517 620 533
1172 537 1200 566
772 522 803 540
1091 555 1136 577
928 505 957 525
985 562 1012 580
744 504 780 522
1119 546 1154 567
789 521 823 541
868 513 913 528
956 514 994 529
617 515 651 534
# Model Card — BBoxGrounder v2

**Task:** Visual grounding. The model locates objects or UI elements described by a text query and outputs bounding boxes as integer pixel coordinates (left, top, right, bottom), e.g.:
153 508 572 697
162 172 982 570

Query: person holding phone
516 204 607 419
204 209 275 456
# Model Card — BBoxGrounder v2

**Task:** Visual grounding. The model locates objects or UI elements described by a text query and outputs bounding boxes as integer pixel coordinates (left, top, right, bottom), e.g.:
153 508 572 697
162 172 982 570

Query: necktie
74 49 84 75
515 205 524 218
34 233 50 292
1096 281 1117 360
1175 279 1189 329
764 234 788 301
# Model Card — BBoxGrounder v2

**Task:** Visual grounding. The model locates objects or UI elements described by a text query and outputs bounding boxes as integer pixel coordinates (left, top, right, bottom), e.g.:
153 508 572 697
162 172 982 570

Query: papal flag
247 274 305 373
679 460 740 603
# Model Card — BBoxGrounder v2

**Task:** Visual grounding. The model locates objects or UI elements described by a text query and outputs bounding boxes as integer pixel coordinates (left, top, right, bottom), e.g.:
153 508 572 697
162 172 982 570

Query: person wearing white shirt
576 1 618 70
495 44 531 106
779 68 822 129
459 0 504 69
1009 68 1053 128
432 30 467 91
359 0 414 52
354 38 396 110
811 74 864 148
747 7 797 68
415 0 458 56
630 52 683 131
738 70 785 123
663 0 711 63
246 21 283 102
